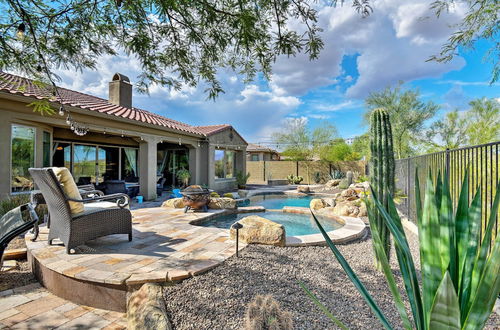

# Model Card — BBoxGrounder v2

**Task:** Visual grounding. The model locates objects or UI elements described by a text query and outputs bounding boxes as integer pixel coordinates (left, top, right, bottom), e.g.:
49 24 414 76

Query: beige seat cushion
51 167 84 215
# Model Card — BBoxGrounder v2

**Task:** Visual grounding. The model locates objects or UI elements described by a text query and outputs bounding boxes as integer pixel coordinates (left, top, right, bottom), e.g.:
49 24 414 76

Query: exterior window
98 146 119 182
214 149 235 179
43 131 51 167
251 154 259 161
11 125 35 192
122 148 138 181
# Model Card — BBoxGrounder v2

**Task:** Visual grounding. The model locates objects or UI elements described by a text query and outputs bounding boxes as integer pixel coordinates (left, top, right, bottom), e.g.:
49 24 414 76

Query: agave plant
304 169 500 329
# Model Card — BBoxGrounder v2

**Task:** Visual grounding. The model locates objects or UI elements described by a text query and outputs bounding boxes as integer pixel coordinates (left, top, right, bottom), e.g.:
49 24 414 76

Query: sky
53 0 499 146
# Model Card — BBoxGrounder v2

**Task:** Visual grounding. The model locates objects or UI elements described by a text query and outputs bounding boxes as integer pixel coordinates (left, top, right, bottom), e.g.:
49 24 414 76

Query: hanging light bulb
16 23 25 39
58 106 64 116
70 124 74 131
140 136 144 141
103 129 106 135
197 141 200 147
178 138 181 145
121 130 124 138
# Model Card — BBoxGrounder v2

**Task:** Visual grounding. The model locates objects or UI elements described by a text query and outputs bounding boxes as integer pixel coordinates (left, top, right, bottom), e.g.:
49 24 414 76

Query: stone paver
0 284 126 330
25 208 246 288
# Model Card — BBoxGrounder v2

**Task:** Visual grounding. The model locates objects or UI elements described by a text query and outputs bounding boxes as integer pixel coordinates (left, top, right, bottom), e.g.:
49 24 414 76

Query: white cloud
268 0 466 98
314 100 359 112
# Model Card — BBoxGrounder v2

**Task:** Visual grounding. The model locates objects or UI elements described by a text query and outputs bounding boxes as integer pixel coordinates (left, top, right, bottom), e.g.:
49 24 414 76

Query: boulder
208 197 237 209
161 198 185 208
340 188 358 199
230 216 285 246
325 179 341 188
332 202 360 217
322 198 336 207
297 185 310 193
128 283 172 330
349 181 370 191
358 201 367 217
309 198 325 210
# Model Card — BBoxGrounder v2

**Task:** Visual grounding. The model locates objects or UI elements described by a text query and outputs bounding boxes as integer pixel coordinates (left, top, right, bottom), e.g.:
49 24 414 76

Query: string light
58 106 64 116
178 137 182 145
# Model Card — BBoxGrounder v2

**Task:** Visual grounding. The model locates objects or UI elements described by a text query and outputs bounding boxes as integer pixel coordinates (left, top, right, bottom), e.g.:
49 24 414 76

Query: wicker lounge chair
29 168 132 253
0 203 39 268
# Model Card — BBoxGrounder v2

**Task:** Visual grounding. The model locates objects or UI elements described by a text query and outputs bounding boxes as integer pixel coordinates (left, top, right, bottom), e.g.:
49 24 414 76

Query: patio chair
29 168 132 254
0 203 39 268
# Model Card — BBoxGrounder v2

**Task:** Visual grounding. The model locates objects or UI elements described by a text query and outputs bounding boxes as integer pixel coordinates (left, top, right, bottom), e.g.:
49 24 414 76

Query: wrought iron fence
395 141 500 239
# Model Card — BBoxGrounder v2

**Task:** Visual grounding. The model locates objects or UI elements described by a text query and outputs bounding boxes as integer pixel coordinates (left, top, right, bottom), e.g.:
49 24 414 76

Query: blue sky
54 0 499 146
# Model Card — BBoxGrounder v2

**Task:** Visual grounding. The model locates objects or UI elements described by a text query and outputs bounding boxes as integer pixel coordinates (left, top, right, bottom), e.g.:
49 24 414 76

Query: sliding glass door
53 141 138 184
73 144 97 185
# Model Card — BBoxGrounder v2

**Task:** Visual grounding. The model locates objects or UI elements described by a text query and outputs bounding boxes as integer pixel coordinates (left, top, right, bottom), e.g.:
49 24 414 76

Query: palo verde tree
364 83 439 159
0 0 373 105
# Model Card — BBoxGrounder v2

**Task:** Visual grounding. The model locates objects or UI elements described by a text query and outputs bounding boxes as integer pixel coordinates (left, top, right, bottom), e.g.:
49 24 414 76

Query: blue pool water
200 211 341 236
249 194 318 209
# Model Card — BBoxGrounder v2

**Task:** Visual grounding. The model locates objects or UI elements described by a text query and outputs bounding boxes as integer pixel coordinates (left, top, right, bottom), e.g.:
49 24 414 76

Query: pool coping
190 205 366 247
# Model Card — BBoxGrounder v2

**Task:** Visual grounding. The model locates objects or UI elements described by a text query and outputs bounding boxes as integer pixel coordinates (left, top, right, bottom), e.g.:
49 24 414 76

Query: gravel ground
164 231 499 330
0 237 37 292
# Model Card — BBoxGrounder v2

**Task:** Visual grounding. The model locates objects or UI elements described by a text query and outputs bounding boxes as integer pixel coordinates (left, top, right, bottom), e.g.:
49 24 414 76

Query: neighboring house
0 72 247 200
246 143 280 161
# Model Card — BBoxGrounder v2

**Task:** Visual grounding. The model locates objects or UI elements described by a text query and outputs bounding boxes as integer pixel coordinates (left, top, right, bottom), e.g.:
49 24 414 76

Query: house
246 143 280 161
0 72 247 200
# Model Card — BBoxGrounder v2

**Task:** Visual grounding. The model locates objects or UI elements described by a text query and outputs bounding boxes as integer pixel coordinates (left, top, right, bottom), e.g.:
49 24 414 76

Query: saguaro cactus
369 108 395 263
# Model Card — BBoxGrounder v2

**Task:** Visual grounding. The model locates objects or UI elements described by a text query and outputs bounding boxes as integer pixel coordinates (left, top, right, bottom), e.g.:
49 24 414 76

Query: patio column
188 146 201 185
0 120 10 198
139 137 158 200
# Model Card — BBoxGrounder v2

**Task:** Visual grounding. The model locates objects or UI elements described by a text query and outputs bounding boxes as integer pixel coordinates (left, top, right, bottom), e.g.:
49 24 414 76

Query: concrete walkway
0 283 126 329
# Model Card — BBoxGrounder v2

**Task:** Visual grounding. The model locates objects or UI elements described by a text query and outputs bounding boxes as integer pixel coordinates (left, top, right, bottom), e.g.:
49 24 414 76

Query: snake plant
305 169 500 329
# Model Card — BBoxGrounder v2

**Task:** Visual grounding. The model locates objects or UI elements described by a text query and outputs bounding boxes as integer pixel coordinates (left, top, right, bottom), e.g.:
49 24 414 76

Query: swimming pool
249 194 320 209
200 211 341 236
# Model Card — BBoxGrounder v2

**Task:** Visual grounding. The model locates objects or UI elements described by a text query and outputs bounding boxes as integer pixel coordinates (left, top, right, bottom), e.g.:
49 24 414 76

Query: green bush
338 179 349 189
223 193 234 199
236 171 251 188
0 194 31 217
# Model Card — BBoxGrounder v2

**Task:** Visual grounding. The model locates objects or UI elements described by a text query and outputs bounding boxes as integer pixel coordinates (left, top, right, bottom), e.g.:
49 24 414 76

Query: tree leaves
0 0 370 98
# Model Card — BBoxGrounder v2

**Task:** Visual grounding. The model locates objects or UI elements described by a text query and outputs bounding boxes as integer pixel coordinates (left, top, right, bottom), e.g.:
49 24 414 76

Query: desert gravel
164 231 499 330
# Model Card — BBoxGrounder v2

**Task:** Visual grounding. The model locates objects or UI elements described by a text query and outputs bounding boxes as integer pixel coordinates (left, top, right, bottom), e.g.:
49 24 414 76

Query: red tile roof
247 143 278 153
0 72 234 137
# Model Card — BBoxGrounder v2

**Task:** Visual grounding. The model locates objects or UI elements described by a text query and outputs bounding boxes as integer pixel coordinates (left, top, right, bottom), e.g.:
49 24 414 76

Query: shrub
210 192 220 198
176 168 191 187
293 176 303 184
313 172 322 184
223 193 234 199
286 174 295 184
330 170 345 180
338 179 349 189
245 295 293 330
236 171 251 188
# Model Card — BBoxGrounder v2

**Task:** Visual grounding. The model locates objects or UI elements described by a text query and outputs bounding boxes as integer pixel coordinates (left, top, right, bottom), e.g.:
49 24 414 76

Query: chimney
109 73 132 108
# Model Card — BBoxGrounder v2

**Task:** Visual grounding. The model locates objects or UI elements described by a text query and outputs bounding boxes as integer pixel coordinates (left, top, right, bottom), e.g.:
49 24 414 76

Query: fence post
407 158 411 219
263 161 266 183
445 148 450 179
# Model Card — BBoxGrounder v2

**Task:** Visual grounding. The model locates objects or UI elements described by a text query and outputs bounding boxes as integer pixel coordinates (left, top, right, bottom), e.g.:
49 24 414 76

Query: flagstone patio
24 207 253 312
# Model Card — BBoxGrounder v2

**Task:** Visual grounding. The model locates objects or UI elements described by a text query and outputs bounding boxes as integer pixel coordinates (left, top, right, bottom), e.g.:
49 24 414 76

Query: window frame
10 124 36 194
214 148 236 180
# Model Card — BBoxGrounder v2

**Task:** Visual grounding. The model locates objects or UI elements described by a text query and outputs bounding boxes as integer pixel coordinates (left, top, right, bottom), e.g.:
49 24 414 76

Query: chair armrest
77 184 95 191
66 193 130 208
79 189 104 198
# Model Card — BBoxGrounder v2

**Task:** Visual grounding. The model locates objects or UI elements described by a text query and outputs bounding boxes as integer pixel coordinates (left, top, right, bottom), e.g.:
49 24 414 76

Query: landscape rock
358 201 367 217
322 198 336 207
297 185 310 193
325 179 341 188
230 216 285 246
332 202 360 217
161 198 185 208
309 198 325 210
340 188 358 199
208 197 237 209
128 283 172 330
349 181 370 191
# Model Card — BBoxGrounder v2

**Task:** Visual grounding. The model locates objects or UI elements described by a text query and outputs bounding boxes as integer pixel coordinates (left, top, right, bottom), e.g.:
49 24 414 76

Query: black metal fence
395 141 500 239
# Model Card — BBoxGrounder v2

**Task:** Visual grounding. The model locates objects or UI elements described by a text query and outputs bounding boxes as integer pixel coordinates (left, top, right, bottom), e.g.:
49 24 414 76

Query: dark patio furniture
157 178 166 196
102 180 127 195
0 203 39 267
29 168 132 254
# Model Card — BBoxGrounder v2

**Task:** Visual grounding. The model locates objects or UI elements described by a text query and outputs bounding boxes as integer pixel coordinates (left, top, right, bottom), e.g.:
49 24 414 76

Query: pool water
249 194 318 209
200 211 341 236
